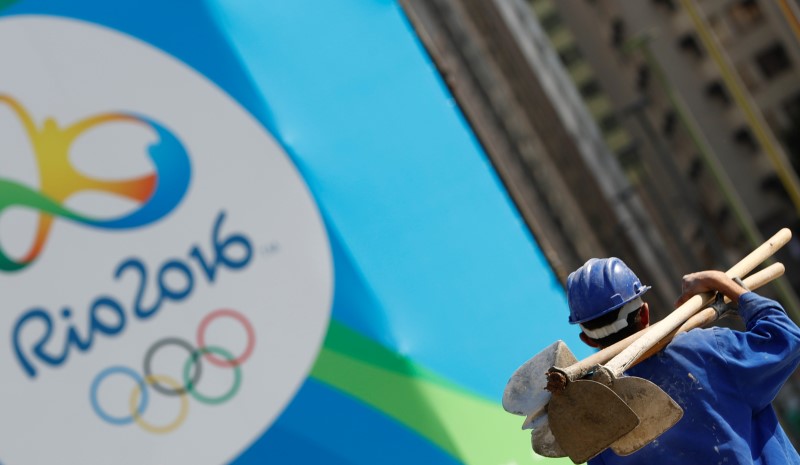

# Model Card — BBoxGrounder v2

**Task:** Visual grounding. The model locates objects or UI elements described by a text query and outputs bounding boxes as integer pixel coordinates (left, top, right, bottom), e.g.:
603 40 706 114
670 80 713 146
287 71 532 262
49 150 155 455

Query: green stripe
0 0 18 11
312 321 576 464
312 348 462 459
321 320 476 397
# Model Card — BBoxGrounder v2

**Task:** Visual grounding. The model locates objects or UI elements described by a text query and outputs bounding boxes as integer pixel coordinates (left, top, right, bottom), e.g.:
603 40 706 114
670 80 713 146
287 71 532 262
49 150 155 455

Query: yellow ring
129 374 190 434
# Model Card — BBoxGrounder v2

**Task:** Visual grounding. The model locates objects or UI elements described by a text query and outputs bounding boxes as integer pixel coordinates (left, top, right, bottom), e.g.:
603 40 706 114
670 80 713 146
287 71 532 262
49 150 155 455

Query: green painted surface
311 321 576 464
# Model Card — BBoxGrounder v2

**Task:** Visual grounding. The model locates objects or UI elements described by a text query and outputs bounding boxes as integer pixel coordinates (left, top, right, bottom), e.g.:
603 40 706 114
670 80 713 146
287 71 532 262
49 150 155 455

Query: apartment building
402 0 685 313
540 0 800 297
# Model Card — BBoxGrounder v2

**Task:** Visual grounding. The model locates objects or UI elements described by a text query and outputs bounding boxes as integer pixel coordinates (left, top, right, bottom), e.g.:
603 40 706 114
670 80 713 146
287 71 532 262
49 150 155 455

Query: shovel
505 261 785 458
547 228 791 463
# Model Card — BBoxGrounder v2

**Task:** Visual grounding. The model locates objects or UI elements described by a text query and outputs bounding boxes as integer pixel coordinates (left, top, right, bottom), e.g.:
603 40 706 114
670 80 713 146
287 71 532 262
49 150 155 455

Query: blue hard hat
566 257 650 325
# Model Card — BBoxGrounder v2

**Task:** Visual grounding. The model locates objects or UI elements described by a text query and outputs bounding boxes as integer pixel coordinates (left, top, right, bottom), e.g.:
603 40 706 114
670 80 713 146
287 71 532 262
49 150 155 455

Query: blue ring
90 366 149 425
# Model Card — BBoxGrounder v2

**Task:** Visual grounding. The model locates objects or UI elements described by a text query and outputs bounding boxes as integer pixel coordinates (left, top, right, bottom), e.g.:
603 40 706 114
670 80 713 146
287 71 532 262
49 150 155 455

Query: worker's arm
676 270 800 410
716 292 800 410
673 270 748 307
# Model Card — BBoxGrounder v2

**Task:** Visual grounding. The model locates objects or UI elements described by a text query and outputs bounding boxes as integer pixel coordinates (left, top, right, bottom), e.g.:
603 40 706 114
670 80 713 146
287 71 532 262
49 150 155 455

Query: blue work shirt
590 292 800 464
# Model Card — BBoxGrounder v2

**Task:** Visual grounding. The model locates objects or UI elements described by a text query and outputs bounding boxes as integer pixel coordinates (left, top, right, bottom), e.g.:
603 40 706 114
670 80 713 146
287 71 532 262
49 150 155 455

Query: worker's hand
674 270 748 308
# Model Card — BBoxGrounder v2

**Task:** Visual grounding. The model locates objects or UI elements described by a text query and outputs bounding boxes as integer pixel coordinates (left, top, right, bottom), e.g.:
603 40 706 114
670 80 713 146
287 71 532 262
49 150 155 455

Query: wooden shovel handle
629 262 785 368
556 261 784 381
605 228 791 376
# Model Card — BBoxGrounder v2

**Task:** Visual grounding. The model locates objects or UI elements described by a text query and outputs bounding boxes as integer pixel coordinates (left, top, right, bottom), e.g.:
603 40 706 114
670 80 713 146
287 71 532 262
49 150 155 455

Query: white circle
0 16 332 465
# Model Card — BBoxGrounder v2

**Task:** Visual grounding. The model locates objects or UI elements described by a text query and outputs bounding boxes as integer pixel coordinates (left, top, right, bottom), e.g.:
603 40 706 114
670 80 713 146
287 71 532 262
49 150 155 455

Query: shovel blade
609 377 683 456
503 340 578 416
527 413 567 458
548 379 639 464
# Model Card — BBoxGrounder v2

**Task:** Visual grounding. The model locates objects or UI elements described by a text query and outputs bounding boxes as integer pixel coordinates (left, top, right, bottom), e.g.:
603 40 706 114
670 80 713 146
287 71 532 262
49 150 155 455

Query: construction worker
567 257 800 464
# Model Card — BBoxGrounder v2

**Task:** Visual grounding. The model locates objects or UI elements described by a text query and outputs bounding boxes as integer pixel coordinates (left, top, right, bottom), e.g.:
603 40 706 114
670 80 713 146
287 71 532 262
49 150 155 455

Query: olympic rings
130 374 190 434
144 337 201 396
197 308 255 367
91 366 149 425
183 346 241 405
90 308 255 434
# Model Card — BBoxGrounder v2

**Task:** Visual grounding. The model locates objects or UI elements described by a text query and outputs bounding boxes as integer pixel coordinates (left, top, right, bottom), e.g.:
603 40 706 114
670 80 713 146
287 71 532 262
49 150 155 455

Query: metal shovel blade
527 413 567 458
609 377 683 456
503 340 578 416
548 379 640 463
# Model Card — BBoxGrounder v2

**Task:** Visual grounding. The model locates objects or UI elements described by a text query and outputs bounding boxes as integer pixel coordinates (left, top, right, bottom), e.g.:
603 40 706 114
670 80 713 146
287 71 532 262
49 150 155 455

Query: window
733 127 758 152
728 0 763 33
611 18 626 48
704 81 731 106
760 173 786 196
678 34 704 59
780 93 800 164
755 43 792 80
781 91 800 122
558 44 582 67
540 12 562 33
716 206 731 224
651 0 677 12
636 65 650 91
599 114 620 132
617 146 641 171
662 110 677 138
580 79 602 98
688 157 704 180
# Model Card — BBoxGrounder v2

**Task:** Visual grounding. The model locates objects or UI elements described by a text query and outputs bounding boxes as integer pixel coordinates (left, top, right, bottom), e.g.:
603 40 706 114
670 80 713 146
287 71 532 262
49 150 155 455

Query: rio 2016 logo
0 94 191 272
1 16 333 465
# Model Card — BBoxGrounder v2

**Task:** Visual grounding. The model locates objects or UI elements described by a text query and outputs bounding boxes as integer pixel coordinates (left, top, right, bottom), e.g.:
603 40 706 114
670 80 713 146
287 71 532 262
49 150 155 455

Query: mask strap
580 297 643 339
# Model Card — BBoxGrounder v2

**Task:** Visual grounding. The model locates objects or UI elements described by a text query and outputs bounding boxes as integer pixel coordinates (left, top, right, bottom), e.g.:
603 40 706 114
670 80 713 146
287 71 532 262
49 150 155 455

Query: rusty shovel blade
548 379 639 463
609 377 683 456
503 340 578 416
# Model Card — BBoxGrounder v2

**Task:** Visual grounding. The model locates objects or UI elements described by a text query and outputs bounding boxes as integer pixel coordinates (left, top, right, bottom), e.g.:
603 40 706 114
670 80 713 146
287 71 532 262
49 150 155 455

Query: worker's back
590 292 800 465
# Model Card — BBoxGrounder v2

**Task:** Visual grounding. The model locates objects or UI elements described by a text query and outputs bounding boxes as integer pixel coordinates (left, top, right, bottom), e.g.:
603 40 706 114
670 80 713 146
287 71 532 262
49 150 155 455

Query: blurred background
2 0 800 464
403 0 800 447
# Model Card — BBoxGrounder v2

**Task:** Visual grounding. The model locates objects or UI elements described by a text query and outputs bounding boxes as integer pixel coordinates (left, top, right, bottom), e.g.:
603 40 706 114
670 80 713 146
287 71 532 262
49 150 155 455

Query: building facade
401 0 800 446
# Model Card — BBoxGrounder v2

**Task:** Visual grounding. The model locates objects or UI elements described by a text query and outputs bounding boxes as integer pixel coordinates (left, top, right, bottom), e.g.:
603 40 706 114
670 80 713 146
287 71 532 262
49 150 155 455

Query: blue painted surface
234 379 464 465
202 0 587 399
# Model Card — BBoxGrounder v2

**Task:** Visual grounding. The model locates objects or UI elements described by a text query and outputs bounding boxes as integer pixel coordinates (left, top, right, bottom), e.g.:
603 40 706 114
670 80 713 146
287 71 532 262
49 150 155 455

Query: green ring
183 345 241 405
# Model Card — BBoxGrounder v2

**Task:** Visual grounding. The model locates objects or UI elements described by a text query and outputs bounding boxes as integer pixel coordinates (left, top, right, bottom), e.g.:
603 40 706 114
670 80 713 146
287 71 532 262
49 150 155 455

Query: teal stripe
0 0 18 11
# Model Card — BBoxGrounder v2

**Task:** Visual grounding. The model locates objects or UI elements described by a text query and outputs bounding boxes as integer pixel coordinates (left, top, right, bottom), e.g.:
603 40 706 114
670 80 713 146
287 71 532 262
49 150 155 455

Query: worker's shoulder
737 292 791 319
630 328 720 376
664 326 720 353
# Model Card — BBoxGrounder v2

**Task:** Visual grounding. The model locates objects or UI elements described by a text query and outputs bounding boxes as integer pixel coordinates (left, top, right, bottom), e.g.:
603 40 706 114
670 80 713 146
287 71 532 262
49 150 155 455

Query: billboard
0 1 585 463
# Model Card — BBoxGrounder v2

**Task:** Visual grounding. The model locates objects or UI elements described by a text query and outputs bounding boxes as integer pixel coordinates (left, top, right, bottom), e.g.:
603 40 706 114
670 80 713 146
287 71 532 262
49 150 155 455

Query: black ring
143 337 202 396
